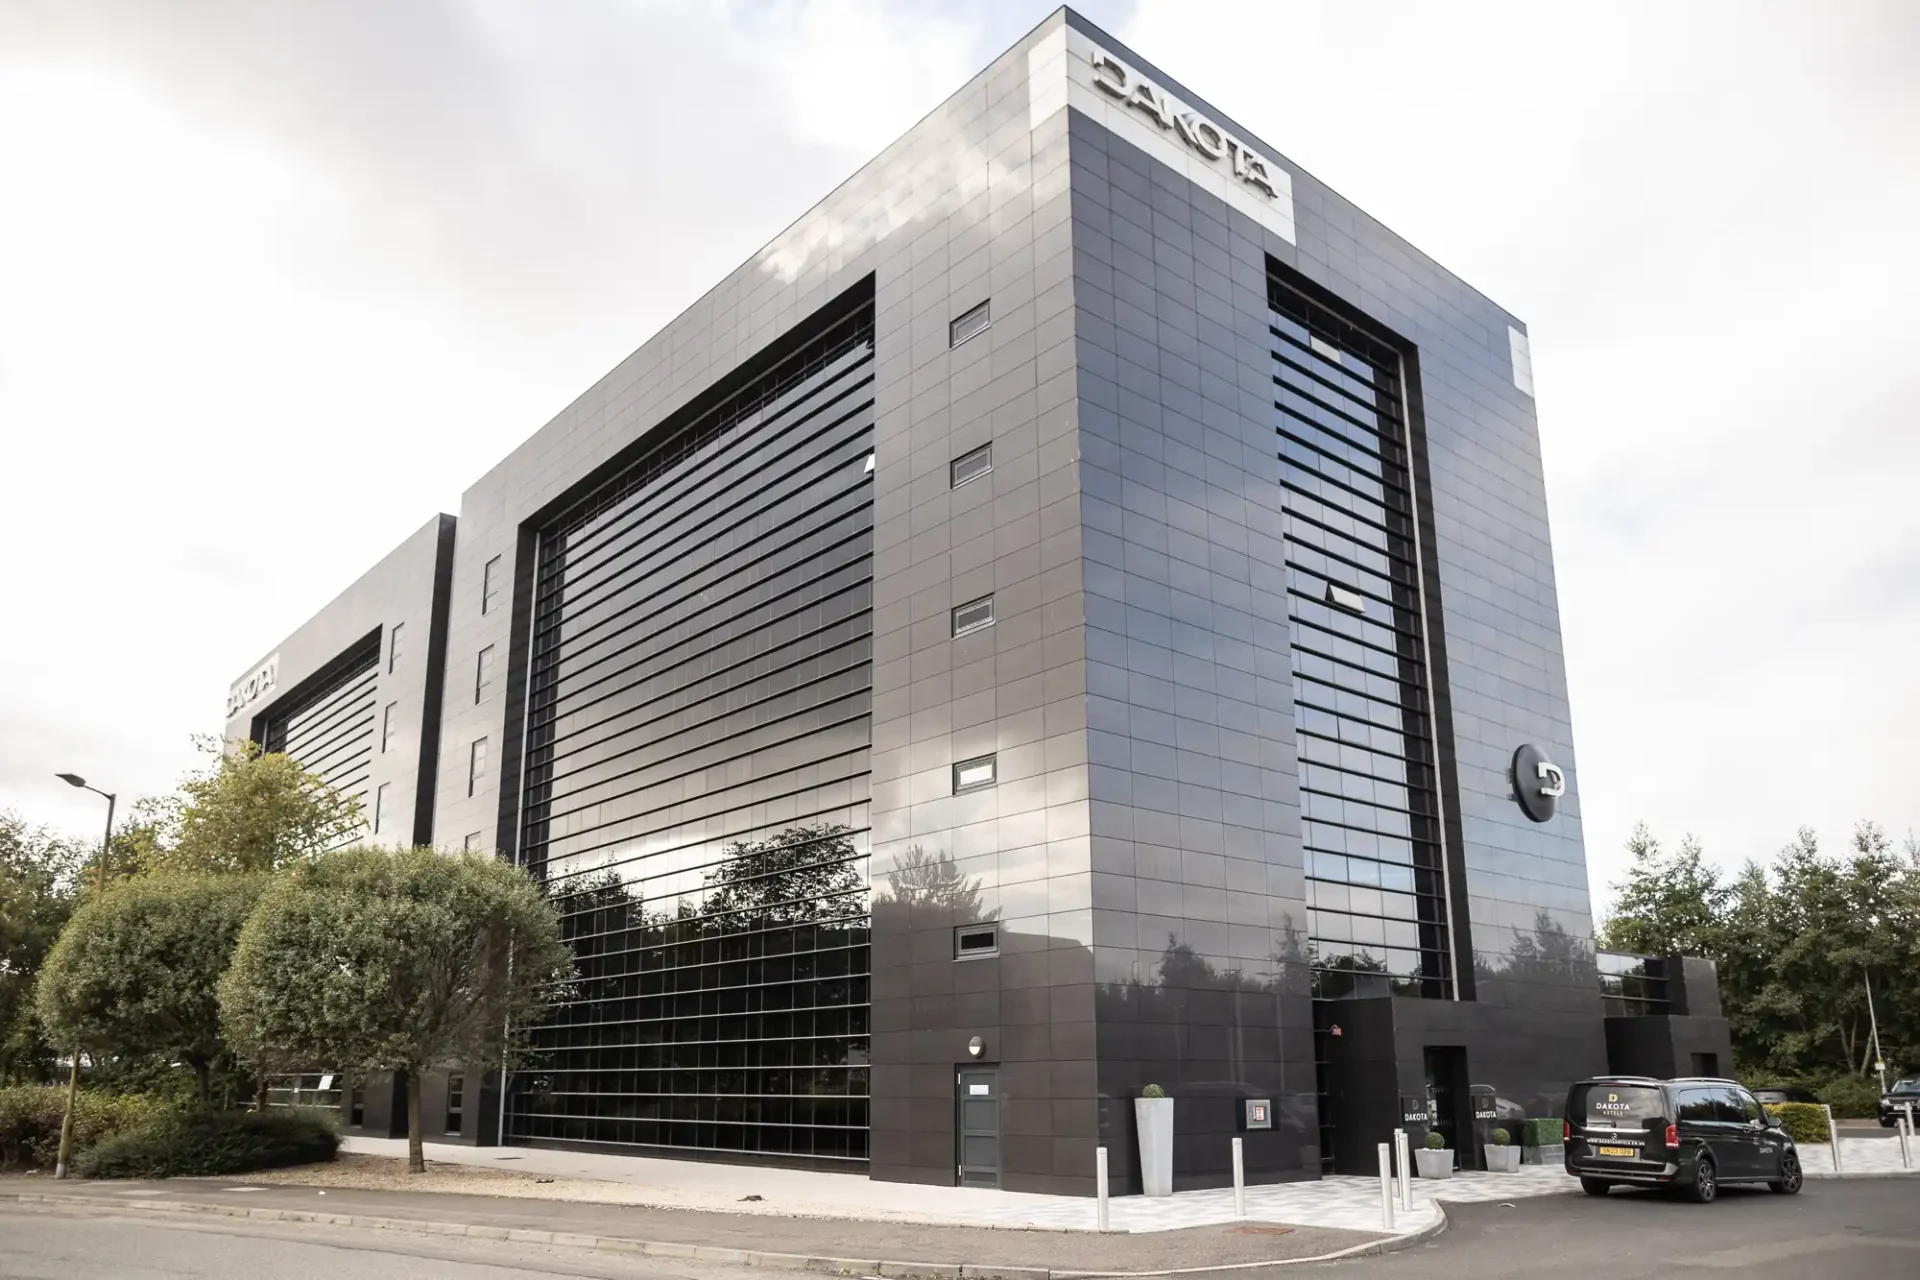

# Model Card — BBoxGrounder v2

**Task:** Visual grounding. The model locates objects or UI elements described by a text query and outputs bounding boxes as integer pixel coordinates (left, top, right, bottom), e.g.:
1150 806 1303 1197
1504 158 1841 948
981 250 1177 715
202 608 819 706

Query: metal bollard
1395 1127 1412 1212
1899 1115 1912 1170
1232 1136 1246 1219
1377 1143 1395 1231
1824 1104 1842 1173
1095 1145 1110 1231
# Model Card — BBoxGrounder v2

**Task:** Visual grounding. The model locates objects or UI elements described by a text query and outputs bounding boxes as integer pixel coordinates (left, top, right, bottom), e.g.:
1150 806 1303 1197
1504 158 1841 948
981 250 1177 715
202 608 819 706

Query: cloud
1 0 1914 909
1113 0 1920 897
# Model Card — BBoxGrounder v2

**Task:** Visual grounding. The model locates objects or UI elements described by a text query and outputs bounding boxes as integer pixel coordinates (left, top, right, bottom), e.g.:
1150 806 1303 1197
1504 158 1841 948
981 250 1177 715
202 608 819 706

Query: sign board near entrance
1241 1098 1272 1130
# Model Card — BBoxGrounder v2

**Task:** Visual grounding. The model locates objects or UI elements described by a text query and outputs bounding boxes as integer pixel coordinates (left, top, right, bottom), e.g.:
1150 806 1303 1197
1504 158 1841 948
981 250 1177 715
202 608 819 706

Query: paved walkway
1 1180 1387 1273
339 1135 1913 1236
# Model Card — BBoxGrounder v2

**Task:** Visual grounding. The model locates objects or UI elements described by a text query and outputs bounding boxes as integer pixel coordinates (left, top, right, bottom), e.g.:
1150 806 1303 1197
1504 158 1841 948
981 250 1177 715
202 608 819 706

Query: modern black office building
223 8 1730 1193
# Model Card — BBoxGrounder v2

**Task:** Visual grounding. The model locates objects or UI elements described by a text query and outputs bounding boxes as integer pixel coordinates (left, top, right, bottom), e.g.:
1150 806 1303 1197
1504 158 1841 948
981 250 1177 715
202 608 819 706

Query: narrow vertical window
951 443 992 488
444 1072 465 1135
373 782 390 834
482 555 502 615
388 622 404 673
475 645 495 704
469 737 489 796
381 702 398 753
949 299 991 347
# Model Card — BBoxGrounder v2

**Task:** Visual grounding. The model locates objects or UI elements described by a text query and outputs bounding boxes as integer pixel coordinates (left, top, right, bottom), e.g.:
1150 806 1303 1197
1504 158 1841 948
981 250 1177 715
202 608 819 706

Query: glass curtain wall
1266 271 1452 1003
257 630 381 840
512 304 877 1163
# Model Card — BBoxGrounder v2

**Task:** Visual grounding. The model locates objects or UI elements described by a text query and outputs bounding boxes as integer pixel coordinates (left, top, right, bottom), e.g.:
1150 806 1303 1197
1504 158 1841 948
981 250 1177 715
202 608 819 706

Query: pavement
4 1174 1917 1280
0 1179 1393 1275
1304 1175 1920 1277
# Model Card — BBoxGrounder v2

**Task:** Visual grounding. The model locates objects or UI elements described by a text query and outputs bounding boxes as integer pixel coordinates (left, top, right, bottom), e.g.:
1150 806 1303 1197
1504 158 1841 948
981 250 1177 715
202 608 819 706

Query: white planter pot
1413 1147 1454 1180
1483 1145 1521 1173
1134 1097 1174 1197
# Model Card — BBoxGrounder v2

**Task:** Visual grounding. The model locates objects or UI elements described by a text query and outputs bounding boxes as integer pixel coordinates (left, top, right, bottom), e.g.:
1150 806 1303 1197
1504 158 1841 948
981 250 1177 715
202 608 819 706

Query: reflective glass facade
1269 271 1452 1003
258 629 381 835
510 302 877 1162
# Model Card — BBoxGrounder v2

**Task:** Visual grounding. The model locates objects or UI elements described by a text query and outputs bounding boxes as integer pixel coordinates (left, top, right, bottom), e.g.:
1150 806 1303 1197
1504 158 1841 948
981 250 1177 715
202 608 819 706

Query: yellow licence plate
1597 1145 1637 1157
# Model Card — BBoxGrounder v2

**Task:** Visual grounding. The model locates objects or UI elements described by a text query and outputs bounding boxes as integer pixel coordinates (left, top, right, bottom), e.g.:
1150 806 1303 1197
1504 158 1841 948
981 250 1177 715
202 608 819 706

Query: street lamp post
52 772 115 1180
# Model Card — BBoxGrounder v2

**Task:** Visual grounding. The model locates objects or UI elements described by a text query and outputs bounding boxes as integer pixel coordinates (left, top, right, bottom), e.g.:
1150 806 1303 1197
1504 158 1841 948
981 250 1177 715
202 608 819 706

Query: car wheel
1687 1156 1717 1204
1769 1152 1802 1195
1579 1177 1611 1196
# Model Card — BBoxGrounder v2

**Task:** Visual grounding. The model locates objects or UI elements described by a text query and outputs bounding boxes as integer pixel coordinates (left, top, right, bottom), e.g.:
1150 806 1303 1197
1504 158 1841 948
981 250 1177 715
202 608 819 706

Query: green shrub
1424 1129 1446 1150
1140 1084 1165 1099
1490 1128 1510 1146
1764 1102 1830 1144
1812 1075 1881 1120
75 1107 340 1179
0 1085 164 1172
1518 1117 1563 1147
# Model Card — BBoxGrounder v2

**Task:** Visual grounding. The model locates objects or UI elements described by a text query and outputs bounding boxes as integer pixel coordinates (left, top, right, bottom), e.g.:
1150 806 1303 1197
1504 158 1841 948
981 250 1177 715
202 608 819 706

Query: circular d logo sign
1511 744 1566 823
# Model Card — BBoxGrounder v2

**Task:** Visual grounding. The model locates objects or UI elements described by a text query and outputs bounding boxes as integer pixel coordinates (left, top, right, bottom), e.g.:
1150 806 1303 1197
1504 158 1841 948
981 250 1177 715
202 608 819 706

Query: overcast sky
2 0 1914 909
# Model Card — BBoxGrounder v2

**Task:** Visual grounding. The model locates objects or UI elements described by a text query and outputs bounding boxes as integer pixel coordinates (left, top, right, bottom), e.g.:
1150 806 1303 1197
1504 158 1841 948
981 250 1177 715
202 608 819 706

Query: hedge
1764 1102 1830 1144
1518 1117 1564 1147
76 1107 340 1179
0 1085 164 1172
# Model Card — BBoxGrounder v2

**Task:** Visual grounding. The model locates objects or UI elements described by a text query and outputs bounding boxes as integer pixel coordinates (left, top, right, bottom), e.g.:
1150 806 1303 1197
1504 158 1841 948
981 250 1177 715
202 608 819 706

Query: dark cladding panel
511 301 877 1165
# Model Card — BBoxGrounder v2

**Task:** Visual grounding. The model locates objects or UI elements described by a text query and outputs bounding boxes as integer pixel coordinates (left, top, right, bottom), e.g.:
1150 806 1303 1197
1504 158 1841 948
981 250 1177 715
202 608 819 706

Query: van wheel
1580 1177 1611 1196
1687 1156 1717 1203
1769 1152 1802 1195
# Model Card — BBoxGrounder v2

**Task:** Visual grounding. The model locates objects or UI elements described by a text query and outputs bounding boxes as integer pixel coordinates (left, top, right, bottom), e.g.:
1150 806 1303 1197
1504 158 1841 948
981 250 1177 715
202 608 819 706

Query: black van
1563 1076 1803 1203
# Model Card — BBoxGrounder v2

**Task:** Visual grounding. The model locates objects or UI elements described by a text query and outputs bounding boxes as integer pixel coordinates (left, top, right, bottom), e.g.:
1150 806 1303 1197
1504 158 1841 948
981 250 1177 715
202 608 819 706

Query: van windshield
1570 1083 1665 1128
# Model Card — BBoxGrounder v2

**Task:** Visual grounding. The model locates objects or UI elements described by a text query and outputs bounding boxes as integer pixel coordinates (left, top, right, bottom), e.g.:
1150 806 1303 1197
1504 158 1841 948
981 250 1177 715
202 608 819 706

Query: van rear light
1665 1123 1679 1149
1563 1120 1570 1142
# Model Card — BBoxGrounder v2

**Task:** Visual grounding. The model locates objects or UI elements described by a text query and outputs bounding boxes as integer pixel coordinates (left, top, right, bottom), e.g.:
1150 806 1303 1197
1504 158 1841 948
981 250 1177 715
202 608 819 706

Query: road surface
1308 1176 1920 1277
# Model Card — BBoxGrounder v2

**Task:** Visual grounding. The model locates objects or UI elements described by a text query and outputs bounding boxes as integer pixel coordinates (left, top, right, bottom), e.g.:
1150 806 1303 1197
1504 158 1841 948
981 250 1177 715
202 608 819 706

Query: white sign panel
227 653 280 718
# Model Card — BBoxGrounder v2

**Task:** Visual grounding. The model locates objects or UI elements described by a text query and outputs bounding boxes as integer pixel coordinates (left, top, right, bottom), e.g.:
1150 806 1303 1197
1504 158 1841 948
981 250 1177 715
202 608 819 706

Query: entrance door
1423 1047 1473 1169
956 1067 1001 1187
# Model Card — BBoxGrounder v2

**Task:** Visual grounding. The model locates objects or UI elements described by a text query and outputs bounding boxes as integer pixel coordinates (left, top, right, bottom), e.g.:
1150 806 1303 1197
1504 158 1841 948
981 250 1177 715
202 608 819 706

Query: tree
0 814 86 1083
700 824 867 926
219 847 573 1172
34 873 263 1103
1595 823 1727 957
151 740 363 875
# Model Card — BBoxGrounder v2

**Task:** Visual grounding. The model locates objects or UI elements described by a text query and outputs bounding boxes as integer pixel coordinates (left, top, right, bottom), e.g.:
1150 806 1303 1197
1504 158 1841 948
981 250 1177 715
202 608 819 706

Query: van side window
1710 1088 1749 1124
1676 1089 1716 1123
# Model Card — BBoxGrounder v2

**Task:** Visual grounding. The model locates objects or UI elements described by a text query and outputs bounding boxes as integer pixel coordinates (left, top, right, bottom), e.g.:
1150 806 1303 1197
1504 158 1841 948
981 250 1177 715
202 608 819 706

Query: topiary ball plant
1491 1128 1510 1146
1140 1083 1166 1099
1424 1129 1446 1150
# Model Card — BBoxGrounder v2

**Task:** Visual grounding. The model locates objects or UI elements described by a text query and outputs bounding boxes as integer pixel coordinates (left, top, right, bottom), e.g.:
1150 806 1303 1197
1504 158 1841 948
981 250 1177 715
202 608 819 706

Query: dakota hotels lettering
1088 48 1282 201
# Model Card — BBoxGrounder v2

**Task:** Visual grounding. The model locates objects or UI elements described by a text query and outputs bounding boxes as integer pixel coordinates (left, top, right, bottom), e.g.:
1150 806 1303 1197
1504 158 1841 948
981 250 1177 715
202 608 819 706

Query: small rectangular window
388 622 404 673
475 645 495 704
381 702 398 753
463 831 484 852
949 299 991 348
482 556 502 615
1326 582 1366 614
951 596 994 637
951 443 992 488
955 924 999 959
373 782 390 835
469 738 489 796
953 754 996 793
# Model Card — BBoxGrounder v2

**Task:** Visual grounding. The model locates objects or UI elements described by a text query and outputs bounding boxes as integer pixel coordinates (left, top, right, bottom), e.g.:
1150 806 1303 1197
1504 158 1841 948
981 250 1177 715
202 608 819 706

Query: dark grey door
957 1068 1000 1187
